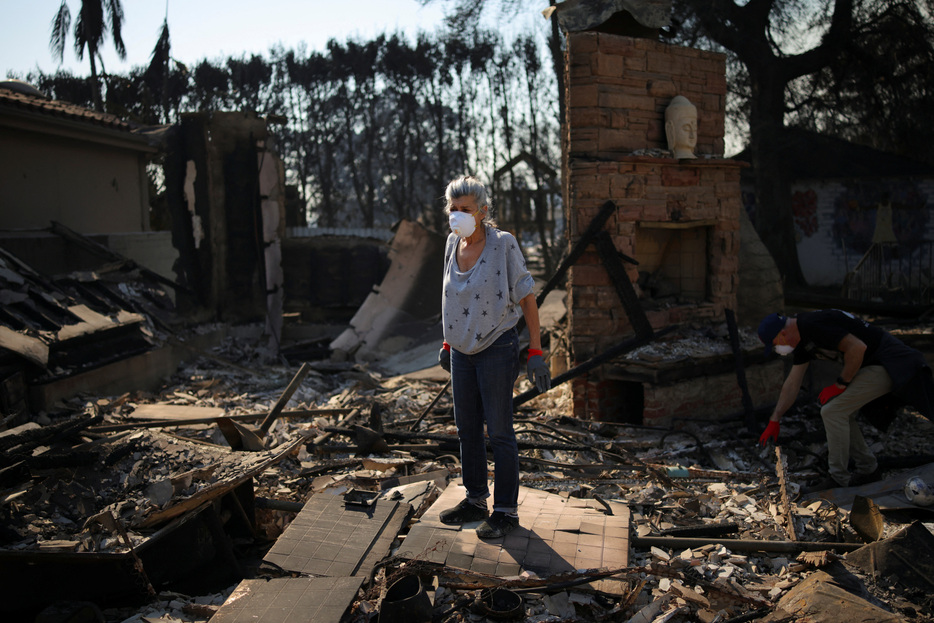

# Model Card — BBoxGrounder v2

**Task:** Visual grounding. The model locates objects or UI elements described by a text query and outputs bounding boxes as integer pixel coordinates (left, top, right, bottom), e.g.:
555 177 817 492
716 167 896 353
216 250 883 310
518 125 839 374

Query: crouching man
758 309 934 491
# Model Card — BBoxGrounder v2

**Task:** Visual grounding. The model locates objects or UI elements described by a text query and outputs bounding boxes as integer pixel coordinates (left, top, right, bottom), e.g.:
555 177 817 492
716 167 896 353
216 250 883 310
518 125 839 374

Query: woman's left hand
527 355 551 393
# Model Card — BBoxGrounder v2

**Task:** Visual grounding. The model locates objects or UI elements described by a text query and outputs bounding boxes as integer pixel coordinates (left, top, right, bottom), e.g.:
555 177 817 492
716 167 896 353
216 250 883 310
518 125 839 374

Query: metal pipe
632 535 863 553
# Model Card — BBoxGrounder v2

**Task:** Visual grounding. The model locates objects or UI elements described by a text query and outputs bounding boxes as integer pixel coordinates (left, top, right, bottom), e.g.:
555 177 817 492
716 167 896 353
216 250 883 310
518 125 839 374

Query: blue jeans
451 329 520 514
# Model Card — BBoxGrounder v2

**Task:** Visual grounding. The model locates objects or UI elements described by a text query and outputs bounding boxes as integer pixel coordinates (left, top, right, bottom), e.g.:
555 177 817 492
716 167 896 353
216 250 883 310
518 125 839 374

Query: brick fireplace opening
634 223 710 304
561 31 782 425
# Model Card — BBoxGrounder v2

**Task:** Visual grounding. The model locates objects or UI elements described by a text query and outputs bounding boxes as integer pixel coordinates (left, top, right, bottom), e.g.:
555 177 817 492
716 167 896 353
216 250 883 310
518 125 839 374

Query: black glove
439 345 451 372
527 354 551 393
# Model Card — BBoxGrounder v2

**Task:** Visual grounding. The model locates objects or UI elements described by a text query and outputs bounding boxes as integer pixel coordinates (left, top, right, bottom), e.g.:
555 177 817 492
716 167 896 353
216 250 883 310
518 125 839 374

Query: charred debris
1 230 934 623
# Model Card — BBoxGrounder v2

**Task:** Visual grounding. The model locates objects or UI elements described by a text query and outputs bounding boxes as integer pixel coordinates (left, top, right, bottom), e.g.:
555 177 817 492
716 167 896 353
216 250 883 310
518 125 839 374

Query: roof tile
0 87 133 132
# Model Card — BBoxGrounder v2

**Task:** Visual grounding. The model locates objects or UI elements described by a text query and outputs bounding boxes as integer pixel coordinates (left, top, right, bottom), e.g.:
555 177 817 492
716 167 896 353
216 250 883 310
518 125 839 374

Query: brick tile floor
403 481 629 587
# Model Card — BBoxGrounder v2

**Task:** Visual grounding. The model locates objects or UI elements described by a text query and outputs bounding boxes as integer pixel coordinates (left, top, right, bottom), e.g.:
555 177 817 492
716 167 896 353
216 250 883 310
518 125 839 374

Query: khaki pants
819 365 892 486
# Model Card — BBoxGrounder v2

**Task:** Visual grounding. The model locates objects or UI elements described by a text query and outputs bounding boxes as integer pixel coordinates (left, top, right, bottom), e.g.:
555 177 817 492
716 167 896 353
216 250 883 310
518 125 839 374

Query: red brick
570 265 612 288
569 107 609 128
599 89 655 112
569 63 593 80
597 34 640 56
593 53 624 77
647 79 677 98
641 203 668 221
598 129 648 152
661 167 700 187
613 201 642 221
569 84 599 108
608 110 630 130
609 175 645 200
568 33 598 54
573 175 610 200
622 55 648 72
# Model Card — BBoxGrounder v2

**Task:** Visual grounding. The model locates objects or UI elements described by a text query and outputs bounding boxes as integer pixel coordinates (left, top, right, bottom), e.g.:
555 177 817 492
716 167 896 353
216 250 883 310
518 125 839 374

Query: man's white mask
774 345 794 356
449 211 477 238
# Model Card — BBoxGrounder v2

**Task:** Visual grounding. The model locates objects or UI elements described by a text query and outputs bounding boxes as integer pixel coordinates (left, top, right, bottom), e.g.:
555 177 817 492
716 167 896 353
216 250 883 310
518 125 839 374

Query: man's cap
758 313 786 356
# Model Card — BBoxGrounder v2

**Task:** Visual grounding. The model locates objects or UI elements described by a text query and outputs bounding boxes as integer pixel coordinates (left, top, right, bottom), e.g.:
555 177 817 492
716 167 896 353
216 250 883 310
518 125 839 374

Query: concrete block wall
0 231 178 285
105 232 179 283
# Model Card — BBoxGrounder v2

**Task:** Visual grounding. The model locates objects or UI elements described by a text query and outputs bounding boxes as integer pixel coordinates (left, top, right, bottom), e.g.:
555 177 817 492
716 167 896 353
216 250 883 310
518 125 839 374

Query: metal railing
842 241 934 306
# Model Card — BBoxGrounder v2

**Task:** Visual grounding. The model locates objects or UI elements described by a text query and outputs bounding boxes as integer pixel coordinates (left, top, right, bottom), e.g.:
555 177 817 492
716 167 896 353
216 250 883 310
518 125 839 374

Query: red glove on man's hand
759 420 780 446
819 383 845 405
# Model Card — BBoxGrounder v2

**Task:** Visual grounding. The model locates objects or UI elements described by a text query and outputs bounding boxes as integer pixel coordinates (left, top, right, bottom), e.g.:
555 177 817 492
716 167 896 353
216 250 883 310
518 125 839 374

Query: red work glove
819 383 845 405
759 421 780 446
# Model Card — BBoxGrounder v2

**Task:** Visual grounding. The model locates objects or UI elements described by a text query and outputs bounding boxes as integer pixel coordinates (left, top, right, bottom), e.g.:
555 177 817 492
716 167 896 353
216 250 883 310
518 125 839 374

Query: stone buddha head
665 95 698 159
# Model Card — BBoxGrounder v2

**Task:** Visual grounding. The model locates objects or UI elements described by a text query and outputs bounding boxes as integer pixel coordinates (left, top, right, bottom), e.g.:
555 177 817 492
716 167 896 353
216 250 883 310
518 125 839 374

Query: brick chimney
562 32 749 423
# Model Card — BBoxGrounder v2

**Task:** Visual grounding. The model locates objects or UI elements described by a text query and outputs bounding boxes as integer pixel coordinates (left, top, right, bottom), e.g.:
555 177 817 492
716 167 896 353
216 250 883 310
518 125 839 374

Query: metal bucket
473 587 524 620
379 575 432 623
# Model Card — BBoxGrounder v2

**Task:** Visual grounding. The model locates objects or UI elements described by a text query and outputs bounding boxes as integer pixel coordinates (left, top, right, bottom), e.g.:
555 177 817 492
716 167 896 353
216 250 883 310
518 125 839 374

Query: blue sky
2 0 465 79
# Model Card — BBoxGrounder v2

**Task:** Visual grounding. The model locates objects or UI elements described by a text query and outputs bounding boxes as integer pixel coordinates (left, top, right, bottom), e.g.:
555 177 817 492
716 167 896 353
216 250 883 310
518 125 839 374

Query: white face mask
774 344 794 356
449 211 477 238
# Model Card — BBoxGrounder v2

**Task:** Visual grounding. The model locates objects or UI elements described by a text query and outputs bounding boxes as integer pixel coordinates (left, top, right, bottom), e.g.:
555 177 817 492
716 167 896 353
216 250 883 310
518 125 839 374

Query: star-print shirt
442 225 534 355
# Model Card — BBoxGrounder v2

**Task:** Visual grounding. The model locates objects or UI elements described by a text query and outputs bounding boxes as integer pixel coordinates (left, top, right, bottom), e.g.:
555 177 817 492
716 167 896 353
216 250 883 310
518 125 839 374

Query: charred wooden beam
655 522 741 538
87 408 353 434
49 220 192 295
535 200 619 307
512 325 676 408
725 308 756 430
0 414 102 465
409 379 450 432
515 200 620 337
632 535 863 553
594 230 652 340
775 446 797 541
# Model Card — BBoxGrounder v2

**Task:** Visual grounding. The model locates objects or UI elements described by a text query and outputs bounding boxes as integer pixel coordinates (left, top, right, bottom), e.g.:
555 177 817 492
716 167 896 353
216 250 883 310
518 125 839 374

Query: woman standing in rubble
436 175 551 539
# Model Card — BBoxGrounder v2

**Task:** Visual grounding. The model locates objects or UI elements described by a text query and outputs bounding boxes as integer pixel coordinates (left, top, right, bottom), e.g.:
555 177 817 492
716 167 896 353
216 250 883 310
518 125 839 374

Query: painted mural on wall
792 189 818 239
744 179 934 290
800 178 934 293
830 180 929 256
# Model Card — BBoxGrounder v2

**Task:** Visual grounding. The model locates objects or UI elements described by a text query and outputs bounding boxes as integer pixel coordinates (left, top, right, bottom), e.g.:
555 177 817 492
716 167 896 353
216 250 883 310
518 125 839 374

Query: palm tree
49 0 127 111
143 19 172 122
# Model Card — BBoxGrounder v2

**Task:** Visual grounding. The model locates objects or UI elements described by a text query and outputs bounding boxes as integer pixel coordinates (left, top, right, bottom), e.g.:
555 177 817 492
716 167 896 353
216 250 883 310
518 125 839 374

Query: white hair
444 175 495 225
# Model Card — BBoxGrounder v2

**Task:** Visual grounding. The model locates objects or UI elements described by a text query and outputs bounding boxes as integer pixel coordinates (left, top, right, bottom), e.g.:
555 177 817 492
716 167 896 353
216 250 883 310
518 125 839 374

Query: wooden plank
638 218 717 229
29 346 178 411
0 325 49 367
136 433 311 529
56 305 145 341
129 404 225 421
